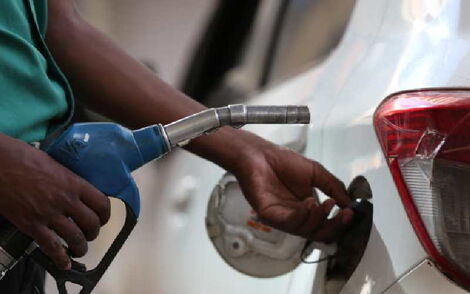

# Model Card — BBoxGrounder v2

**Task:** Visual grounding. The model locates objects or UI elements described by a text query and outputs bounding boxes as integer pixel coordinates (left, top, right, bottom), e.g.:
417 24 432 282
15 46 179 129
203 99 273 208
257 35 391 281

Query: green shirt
0 0 73 142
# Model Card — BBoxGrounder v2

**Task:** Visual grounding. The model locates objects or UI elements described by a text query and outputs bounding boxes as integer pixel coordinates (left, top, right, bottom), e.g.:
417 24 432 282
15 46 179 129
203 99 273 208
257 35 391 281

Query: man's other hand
0 134 110 270
232 134 354 243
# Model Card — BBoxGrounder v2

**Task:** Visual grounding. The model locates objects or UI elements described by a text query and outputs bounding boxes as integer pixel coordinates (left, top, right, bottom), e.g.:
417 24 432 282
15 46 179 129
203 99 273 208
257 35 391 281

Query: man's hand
0 134 110 270
230 133 354 243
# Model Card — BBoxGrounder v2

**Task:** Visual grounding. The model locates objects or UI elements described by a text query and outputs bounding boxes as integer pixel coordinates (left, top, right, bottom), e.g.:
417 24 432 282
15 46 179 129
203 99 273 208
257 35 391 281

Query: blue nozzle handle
44 123 169 217
36 122 169 294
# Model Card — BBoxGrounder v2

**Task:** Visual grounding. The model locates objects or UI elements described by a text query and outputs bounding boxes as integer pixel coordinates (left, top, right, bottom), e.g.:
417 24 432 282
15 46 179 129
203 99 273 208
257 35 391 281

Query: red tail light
374 89 470 287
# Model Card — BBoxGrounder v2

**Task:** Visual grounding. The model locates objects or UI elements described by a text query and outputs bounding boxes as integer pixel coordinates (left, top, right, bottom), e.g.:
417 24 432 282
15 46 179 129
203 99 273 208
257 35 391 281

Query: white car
78 0 470 293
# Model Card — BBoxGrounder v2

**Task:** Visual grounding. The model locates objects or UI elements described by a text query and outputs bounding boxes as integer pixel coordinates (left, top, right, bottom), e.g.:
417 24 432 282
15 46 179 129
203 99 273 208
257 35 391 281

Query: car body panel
316 0 470 292
385 260 467 294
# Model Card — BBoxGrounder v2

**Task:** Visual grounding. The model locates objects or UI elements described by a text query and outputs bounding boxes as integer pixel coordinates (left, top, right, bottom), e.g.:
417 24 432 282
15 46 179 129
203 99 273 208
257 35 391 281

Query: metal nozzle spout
163 104 310 148
216 105 310 125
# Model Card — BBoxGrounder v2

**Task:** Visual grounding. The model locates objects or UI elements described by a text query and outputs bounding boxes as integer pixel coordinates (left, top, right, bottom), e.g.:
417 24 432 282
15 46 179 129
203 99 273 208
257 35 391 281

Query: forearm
45 1 250 172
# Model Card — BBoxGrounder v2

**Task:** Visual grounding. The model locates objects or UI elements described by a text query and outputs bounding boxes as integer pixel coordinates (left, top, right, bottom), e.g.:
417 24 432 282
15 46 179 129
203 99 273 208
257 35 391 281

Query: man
0 0 354 293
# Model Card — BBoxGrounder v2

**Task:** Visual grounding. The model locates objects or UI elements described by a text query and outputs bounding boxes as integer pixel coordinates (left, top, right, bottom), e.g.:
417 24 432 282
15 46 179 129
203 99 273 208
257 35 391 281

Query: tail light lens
374 89 470 287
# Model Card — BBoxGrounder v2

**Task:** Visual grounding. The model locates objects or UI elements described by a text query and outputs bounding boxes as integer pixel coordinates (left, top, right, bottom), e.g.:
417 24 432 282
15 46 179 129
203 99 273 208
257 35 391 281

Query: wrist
185 126 270 173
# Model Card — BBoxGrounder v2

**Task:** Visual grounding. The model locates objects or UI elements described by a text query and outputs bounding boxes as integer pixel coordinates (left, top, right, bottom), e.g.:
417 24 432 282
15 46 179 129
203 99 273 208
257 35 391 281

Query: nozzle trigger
31 205 137 294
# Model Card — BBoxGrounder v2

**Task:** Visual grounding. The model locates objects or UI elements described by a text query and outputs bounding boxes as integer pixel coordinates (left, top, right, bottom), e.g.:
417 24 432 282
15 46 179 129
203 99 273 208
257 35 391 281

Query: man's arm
45 0 241 171
45 0 353 242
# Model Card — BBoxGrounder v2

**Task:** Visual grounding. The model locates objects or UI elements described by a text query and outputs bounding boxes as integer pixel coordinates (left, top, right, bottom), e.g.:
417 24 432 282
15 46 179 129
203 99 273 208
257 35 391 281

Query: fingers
68 202 101 241
35 188 107 269
32 198 107 268
31 226 71 270
265 198 354 243
50 217 87 258
40 179 109 268
310 161 351 207
310 208 354 243
295 198 333 236
78 180 111 226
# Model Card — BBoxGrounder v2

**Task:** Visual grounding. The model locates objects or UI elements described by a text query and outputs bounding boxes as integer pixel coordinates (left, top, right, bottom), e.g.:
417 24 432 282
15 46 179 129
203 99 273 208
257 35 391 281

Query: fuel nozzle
0 104 310 293
163 104 310 148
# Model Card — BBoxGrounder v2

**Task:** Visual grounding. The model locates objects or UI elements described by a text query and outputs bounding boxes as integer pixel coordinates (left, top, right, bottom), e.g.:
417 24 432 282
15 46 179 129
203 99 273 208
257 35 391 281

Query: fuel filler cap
206 173 313 278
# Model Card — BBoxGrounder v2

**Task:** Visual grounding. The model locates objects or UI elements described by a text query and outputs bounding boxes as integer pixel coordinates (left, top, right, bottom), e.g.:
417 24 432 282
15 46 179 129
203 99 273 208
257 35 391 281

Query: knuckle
44 235 63 253
40 212 61 228
69 173 86 188
28 202 53 222
60 195 78 212
310 160 324 176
